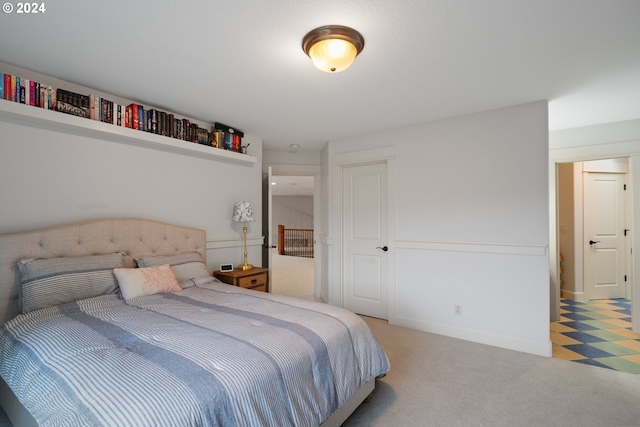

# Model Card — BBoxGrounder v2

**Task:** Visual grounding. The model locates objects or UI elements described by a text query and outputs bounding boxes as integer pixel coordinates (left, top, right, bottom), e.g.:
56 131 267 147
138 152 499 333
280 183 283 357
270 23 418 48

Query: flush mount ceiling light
302 25 365 73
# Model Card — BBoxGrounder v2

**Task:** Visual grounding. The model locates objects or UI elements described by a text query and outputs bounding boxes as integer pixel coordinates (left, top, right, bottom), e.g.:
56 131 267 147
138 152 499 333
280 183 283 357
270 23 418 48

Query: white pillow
135 252 209 289
114 264 182 300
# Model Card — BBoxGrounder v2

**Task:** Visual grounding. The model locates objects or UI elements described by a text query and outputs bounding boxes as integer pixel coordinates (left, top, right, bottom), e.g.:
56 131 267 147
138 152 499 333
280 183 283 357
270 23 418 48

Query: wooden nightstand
213 267 269 292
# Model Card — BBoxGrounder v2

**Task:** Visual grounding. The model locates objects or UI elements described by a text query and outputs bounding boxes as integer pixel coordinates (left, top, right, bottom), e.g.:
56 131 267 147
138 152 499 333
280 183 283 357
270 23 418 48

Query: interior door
342 162 388 319
261 166 273 291
584 172 626 300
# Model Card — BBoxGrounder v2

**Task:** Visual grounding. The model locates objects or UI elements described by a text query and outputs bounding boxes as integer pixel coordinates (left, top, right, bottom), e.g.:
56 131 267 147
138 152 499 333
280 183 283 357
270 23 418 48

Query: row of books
2 73 56 110
1 72 246 153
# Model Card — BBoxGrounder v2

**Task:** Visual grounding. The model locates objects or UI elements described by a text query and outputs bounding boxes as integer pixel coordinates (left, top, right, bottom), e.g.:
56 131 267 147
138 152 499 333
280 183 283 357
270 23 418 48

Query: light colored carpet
270 253 316 301
344 316 640 427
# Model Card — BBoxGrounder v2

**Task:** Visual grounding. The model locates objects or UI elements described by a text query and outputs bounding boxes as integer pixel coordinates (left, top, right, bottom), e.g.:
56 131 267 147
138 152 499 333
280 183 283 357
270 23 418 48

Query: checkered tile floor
551 299 640 374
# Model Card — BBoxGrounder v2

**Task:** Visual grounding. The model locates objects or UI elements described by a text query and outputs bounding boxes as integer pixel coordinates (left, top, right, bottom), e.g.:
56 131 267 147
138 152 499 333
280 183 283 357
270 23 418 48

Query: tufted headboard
0 218 206 326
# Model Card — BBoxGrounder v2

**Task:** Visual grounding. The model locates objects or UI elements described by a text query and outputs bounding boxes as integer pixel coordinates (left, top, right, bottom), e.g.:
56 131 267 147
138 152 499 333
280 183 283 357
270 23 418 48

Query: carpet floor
343 315 640 427
270 252 316 301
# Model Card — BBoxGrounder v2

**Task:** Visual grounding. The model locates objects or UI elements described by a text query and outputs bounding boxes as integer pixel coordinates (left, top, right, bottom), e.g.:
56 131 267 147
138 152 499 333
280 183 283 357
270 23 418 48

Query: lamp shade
308 39 358 73
302 25 365 73
232 201 255 223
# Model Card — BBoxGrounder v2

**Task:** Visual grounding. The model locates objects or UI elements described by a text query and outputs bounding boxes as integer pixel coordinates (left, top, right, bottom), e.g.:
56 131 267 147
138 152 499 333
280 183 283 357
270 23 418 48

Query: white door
584 172 627 300
342 163 388 319
261 167 273 291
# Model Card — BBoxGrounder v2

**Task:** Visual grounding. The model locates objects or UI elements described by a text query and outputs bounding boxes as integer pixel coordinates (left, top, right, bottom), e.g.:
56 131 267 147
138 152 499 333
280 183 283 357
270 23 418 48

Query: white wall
549 119 640 150
0 64 264 273
273 196 314 231
324 101 551 356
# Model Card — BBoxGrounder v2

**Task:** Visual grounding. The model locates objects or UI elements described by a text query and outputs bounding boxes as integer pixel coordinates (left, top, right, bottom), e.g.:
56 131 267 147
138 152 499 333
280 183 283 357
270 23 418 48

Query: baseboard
560 289 585 302
390 315 552 357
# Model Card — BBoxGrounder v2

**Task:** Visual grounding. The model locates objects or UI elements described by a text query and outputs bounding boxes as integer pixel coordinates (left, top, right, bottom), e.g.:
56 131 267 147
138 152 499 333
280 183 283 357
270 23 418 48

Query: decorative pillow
135 252 209 289
114 264 182 300
18 252 125 313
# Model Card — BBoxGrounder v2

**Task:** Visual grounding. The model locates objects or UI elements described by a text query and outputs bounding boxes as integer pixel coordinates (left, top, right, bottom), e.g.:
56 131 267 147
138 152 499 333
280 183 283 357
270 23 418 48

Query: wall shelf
0 100 257 164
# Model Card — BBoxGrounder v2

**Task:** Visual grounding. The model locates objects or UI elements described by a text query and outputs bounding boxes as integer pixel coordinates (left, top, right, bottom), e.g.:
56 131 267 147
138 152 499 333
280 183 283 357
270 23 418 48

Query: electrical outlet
454 304 462 315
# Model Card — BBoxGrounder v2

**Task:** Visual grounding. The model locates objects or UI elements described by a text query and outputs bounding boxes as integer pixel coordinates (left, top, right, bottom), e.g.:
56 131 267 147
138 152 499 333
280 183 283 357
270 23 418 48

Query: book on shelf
138 105 144 131
128 103 139 130
28 81 34 106
211 129 221 148
56 88 90 118
182 119 190 141
103 99 112 124
159 111 167 136
190 122 198 143
90 95 96 120
149 109 157 133
10 76 15 102
16 77 21 103
196 127 209 145
10 76 16 102
178 116 184 139
143 108 149 131
23 80 28 105
214 122 244 152
4 74 11 101
142 109 147 131
48 87 54 110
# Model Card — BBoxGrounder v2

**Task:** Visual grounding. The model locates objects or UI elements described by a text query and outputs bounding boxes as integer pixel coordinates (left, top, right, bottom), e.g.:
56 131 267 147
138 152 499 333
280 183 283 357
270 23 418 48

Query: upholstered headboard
0 218 206 326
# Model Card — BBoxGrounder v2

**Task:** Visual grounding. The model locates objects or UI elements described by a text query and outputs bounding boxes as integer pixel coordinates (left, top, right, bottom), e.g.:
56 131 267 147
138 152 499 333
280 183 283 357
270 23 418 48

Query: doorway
269 174 316 300
556 159 630 303
552 158 635 370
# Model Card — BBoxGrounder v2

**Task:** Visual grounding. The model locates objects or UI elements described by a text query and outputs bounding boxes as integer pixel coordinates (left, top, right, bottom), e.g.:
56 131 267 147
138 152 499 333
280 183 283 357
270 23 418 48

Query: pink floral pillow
113 264 182 300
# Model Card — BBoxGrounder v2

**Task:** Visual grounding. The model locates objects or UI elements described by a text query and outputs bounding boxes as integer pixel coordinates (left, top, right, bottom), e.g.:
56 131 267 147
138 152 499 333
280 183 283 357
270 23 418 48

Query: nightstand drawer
213 267 269 293
238 274 267 290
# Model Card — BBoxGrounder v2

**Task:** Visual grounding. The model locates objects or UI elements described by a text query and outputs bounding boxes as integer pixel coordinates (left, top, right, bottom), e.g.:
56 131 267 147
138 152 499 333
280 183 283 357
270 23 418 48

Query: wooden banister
277 224 314 258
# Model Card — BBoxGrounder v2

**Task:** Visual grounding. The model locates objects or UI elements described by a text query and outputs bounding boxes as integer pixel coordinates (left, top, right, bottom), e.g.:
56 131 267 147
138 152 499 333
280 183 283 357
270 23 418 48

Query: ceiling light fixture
302 25 364 73
289 143 301 153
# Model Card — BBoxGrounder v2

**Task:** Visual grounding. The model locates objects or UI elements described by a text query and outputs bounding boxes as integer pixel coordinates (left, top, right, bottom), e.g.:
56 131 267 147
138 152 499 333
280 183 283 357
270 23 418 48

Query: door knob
376 246 388 252
589 240 601 245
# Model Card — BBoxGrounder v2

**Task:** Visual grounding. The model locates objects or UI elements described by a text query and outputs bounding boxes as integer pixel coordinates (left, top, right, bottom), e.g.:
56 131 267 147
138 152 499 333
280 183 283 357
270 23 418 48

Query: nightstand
213 267 269 292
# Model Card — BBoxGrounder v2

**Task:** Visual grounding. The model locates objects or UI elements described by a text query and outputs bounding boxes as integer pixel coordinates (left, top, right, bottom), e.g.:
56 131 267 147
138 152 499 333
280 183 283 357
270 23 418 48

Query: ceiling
271 176 315 196
1 0 638 152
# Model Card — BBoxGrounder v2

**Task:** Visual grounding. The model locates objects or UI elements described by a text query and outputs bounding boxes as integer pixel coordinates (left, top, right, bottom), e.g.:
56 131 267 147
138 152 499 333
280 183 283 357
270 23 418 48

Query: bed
0 218 389 427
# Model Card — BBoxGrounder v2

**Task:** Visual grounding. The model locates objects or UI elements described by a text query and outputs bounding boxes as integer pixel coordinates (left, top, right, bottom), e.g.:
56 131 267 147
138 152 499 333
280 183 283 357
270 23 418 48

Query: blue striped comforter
0 281 389 426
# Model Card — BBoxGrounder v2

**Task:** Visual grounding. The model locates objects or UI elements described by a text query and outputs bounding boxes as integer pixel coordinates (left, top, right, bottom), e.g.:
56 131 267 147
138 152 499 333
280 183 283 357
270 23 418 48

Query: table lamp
232 201 255 270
